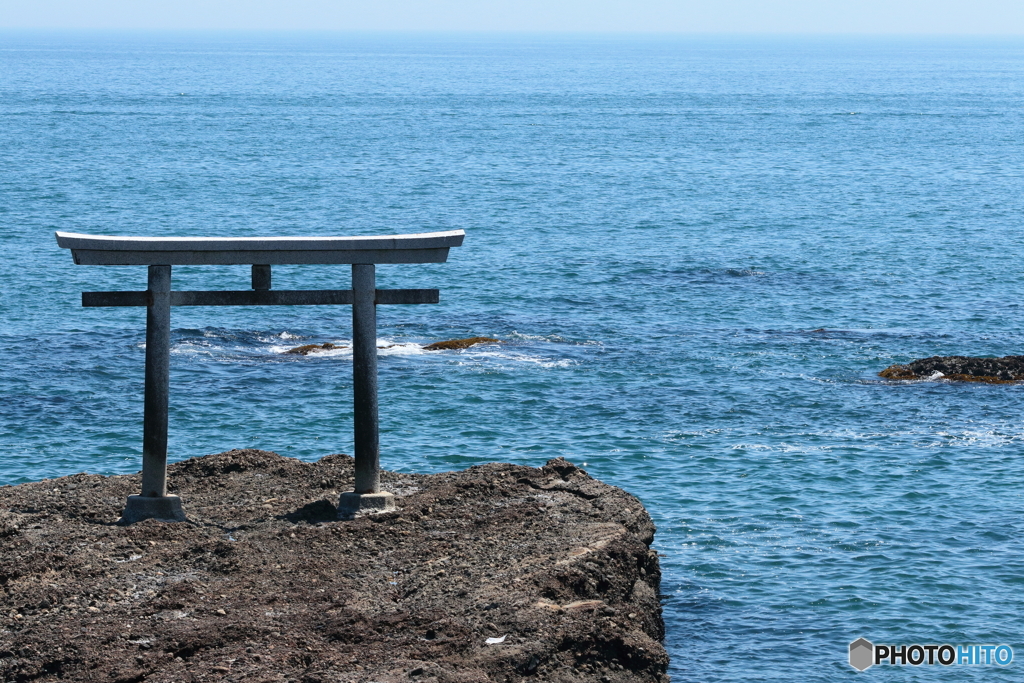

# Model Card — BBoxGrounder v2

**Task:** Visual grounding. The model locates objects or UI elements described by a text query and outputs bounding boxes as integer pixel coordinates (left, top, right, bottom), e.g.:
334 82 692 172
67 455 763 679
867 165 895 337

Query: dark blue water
2 32 1024 680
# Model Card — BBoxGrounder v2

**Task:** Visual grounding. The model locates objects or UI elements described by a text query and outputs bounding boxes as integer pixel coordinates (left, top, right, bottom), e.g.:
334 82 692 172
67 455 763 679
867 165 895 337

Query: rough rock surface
0 450 668 683
420 338 500 351
879 355 1024 383
284 343 347 356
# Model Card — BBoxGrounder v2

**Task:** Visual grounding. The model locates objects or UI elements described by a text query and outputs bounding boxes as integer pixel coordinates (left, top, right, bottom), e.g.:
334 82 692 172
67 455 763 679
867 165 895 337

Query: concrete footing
337 491 395 518
118 495 187 525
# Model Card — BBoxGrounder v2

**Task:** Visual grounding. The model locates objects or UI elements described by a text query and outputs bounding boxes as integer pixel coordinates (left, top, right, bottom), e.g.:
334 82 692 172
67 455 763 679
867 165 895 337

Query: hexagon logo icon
849 638 874 671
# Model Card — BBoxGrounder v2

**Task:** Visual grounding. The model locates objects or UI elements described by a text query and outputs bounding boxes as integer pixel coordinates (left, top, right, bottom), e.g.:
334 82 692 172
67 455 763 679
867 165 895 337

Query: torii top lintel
54 230 465 266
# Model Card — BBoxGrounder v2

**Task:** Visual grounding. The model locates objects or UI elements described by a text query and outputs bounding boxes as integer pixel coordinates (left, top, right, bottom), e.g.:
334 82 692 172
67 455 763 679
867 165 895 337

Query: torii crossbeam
55 230 465 523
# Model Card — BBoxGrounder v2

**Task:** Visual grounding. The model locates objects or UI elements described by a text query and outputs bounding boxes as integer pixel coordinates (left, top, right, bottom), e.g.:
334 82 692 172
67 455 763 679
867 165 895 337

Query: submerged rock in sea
422 336 500 351
879 355 1024 383
283 337 500 355
283 342 346 355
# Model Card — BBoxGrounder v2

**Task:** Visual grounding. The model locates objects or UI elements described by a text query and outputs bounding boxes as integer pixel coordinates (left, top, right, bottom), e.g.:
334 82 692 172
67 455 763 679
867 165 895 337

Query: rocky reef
421 337 500 351
0 450 668 683
285 337 501 355
283 342 347 356
879 355 1024 383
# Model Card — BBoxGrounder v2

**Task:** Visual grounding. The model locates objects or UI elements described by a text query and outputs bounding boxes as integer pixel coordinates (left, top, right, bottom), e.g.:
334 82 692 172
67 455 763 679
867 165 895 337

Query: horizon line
3 28 1024 38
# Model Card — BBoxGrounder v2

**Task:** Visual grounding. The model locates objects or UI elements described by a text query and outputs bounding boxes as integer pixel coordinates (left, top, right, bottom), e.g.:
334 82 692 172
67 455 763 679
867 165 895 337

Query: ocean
2 32 1023 680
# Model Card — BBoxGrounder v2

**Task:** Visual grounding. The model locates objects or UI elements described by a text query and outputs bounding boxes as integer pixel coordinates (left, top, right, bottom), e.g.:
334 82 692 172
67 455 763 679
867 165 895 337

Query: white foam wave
453 348 579 369
721 426 1024 453
295 345 351 358
268 338 428 358
508 330 570 343
934 429 1024 448
257 331 305 343
378 342 428 357
171 341 217 357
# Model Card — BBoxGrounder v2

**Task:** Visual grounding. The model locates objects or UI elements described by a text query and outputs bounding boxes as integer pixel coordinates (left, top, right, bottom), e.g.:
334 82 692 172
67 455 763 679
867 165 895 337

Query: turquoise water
2 32 1024 680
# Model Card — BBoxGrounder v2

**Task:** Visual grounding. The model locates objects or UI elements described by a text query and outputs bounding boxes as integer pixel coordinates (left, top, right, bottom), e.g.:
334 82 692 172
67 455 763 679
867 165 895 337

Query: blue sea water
2 32 1024 680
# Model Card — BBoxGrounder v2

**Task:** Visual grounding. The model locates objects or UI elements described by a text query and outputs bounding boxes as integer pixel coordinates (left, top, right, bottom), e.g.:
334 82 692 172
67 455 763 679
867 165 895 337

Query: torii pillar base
118 494 187 525
337 491 395 519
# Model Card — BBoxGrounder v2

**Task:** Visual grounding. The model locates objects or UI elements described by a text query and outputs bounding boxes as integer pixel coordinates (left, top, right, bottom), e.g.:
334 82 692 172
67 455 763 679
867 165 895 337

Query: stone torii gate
55 230 464 523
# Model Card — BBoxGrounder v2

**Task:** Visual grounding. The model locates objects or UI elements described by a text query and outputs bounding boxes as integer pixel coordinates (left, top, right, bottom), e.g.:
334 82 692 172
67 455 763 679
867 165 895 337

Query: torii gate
55 230 464 523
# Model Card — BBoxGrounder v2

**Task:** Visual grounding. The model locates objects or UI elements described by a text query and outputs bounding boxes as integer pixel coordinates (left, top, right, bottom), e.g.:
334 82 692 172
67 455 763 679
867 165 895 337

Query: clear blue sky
2 0 1023 34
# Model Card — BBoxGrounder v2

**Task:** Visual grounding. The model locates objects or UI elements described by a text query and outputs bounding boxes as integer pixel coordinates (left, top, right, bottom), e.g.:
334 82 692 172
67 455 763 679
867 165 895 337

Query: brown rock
283 342 346 356
879 355 1024 383
0 450 668 682
422 336 501 351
